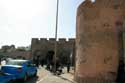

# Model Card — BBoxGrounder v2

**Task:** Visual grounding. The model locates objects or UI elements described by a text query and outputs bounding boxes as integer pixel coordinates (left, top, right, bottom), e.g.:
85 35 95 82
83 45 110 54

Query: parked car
0 71 15 83
1 59 37 81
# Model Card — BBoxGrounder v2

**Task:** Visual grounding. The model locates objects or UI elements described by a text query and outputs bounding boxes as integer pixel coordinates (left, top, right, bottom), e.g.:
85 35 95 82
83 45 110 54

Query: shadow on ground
57 75 74 83
9 76 39 83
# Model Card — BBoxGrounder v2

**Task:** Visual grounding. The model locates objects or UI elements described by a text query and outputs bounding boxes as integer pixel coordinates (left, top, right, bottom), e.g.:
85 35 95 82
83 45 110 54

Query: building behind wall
31 38 75 65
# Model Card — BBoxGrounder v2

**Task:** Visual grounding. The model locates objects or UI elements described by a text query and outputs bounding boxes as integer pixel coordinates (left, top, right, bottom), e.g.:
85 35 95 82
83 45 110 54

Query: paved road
24 67 49 83
36 74 74 83
23 67 75 83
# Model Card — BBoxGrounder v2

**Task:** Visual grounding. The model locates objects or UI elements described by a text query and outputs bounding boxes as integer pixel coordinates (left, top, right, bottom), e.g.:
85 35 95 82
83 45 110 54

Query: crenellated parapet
31 38 75 45
31 38 39 45
49 38 56 43
58 38 66 43
40 38 48 43
68 38 75 42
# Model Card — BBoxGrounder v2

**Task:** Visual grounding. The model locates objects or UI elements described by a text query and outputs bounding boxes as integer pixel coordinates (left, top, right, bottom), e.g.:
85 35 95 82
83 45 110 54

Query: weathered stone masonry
75 0 125 83
31 38 75 65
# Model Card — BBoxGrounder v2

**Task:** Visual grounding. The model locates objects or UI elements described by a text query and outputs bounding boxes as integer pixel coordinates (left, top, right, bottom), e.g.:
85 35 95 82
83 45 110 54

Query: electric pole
54 0 59 73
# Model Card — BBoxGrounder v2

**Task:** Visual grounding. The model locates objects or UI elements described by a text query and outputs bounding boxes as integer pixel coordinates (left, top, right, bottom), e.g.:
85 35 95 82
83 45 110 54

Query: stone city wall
31 38 75 65
75 0 125 83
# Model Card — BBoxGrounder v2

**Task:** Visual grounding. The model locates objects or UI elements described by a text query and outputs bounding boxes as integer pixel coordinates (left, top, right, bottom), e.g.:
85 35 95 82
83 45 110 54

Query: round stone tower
75 0 125 83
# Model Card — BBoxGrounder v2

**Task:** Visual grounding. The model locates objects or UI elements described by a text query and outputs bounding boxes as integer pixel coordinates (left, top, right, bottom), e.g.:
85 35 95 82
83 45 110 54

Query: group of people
33 50 71 75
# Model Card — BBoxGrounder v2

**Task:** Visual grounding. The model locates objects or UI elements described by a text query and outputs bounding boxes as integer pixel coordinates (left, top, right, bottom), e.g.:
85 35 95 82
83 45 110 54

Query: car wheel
8 80 15 83
33 71 37 77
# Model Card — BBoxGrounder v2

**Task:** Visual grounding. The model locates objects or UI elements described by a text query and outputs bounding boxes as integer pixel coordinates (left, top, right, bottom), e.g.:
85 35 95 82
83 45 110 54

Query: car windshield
6 60 27 66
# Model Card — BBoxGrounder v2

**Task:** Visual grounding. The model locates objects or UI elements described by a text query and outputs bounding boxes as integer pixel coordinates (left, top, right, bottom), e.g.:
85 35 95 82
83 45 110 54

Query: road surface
16 67 75 83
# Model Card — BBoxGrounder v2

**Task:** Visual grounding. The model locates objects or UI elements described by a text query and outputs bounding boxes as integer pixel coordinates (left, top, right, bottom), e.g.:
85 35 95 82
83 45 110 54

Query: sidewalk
38 74 76 83
38 67 76 83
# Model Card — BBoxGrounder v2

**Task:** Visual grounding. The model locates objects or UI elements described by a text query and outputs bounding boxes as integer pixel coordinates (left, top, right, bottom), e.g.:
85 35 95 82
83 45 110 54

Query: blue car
1 59 37 81
0 71 15 83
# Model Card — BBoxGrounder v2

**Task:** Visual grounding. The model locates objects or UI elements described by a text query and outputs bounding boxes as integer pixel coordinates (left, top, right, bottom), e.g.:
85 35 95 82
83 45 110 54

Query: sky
0 0 85 48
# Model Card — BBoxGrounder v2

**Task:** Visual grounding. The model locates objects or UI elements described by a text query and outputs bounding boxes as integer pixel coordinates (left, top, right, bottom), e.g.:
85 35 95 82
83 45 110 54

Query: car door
26 61 36 76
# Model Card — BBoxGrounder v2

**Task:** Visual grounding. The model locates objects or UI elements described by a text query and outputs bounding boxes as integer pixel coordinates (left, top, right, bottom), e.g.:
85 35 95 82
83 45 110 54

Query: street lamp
54 0 59 73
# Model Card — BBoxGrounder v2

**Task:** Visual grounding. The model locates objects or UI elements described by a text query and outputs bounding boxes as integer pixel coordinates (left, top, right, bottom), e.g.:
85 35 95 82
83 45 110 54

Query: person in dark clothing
40 59 44 67
33 56 40 67
67 61 70 73
52 57 62 75
66 55 71 73
46 51 54 71
56 57 63 74
33 57 37 66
